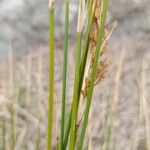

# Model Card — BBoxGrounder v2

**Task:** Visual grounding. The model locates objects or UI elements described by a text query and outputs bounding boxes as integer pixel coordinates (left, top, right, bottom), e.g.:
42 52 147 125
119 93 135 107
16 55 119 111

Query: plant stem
63 108 72 148
87 0 93 19
79 0 96 91
63 2 95 147
78 0 109 149
47 0 55 149
60 0 70 149
69 32 82 149
63 96 80 149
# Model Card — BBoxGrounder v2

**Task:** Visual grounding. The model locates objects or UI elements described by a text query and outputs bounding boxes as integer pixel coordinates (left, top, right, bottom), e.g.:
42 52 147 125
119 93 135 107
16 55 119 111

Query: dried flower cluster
81 0 116 97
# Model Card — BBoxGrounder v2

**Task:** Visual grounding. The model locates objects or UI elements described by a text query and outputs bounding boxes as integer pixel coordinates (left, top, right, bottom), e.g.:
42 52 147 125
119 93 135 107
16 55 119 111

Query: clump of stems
78 0 109 149
47 0 110 149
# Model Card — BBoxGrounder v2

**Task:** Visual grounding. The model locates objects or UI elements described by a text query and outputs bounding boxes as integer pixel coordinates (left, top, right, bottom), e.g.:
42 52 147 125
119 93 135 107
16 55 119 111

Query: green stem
63 2 95 147
69 33 82 150
87 0 93 19
60 0 69 149
79 0 96 91
78 0 109 149
63 108 72 148
63 97 80 149
47 3 55 150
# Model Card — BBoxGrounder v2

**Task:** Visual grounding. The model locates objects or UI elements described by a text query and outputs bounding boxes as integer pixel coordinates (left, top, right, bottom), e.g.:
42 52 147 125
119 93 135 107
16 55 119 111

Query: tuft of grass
58 0 110 149
0 0 111 149
47 0 110 149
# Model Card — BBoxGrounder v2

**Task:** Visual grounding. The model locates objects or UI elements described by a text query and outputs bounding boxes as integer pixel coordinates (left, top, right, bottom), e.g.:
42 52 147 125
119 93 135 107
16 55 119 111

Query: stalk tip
49 0 54 10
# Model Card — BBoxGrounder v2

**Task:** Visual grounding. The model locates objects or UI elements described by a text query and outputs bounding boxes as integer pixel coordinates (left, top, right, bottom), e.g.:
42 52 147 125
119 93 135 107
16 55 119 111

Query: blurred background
0 0 150 149
0 0 150 58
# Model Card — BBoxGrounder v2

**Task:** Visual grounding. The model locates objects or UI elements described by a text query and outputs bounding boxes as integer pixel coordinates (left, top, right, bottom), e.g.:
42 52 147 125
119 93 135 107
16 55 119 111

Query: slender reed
63 109 71 148
69 1 87 148
63 1 95 147
47 0 55 149
79 0 96 91
60 0 70 149
78 0 109 149
69 4 86 149
69 32 82 149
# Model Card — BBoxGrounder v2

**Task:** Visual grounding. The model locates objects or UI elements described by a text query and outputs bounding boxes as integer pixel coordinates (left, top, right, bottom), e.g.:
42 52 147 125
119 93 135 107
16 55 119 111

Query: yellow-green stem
78 0 109 149
60 0 70 149
47 4 55 150
63 2 95 147
69 33 82 149
79 0 96 93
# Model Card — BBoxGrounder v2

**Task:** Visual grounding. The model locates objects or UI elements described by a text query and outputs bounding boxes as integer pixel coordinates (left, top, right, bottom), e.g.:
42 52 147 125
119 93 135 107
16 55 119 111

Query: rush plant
47 0 112 149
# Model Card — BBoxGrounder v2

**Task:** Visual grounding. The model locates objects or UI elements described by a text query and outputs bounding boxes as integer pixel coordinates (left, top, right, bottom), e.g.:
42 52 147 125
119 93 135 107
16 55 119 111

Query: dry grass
0 40 150 149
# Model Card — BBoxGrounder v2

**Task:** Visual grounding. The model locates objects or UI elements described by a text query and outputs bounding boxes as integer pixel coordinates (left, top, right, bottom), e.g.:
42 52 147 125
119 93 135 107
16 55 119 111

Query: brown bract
81 0 115 97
